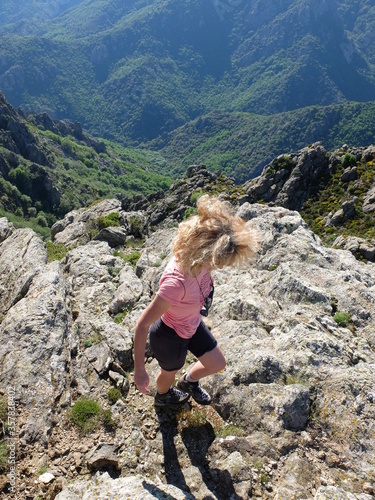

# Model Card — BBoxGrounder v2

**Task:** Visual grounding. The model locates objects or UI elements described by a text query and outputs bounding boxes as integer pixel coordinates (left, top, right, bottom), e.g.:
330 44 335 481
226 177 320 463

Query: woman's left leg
189 345 226 380
176 322 226 404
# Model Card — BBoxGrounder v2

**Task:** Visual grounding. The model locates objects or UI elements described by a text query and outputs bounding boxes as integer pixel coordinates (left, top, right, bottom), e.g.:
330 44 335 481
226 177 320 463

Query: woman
133 195 258 407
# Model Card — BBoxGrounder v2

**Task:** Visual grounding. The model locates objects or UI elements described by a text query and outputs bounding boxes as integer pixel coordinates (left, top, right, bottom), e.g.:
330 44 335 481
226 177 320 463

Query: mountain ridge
1 0 374 159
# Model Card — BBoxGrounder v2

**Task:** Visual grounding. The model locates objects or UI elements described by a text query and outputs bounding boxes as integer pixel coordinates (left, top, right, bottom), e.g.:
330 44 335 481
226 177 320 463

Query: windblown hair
173 195 258 275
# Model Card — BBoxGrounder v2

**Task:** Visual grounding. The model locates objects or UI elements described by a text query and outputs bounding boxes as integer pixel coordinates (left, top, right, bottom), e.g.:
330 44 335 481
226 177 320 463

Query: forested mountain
0 90 171 236
0 0 374 180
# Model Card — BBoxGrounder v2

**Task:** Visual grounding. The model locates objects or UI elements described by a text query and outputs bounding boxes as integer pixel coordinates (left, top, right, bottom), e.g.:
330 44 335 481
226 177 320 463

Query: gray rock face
333 235 375 261
51 199 122 247
0 226 47 317
0 216 14 243
86 444 120 471
363 185 375 214
1 199 375 499
244 142 330 210
0 259 70 444
55 472 190 499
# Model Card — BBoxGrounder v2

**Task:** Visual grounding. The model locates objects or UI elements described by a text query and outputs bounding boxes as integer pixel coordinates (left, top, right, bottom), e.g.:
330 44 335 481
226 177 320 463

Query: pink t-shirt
157 258 213 339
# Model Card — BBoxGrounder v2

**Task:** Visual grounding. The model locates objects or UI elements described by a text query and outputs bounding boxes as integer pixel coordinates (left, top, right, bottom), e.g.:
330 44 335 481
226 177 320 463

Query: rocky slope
244 142 375 262
0 167 374 499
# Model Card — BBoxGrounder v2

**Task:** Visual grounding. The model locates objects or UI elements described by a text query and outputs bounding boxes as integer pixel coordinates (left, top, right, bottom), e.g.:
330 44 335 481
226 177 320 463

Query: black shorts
149 318 218 372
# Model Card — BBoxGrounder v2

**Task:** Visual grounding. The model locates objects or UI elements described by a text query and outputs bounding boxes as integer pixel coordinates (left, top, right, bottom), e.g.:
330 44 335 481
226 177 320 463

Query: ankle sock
157 385 173 396
185 372 198 384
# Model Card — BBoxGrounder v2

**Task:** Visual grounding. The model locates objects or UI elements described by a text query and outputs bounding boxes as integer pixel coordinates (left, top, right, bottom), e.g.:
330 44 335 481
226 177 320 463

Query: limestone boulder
0 227 47 316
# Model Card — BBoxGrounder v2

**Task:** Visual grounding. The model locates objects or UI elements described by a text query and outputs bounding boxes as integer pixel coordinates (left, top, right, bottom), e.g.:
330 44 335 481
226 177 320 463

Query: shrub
101 408 116 429
183 206 197 219
107 266 121 278
284 373 307 386
108 387 122 404
36 212 48 227
177 408 207 431
46 241 68 262
190 190 205 205
333 312 351 327
70 397 100 433
122 250 141 267
28 207 37 218
341 153 357 168
128 216 144 237
113 310 128 324
97 212 120 229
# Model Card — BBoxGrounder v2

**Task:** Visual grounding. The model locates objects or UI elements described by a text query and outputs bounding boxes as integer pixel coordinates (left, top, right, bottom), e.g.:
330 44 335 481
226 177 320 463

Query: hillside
2 90 375 261
149 102 375 182
0 91 171 237
0 0 374 174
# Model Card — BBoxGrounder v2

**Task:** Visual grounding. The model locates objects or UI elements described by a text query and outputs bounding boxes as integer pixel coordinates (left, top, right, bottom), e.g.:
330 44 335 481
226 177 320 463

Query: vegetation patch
121 250 141 268
83 329 102 348
107 266 122 278
176 408 207 432
97 212 120 229
112 310 128 324
300 155 375 244
46 241 68 262
70 397 116 433
107 387 122 404
284 372 307 386
215 423 245 438
333 312 351 328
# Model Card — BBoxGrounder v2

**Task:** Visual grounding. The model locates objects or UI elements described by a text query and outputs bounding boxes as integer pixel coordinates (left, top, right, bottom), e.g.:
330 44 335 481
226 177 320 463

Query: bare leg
189 345 226 381
156 368 179 394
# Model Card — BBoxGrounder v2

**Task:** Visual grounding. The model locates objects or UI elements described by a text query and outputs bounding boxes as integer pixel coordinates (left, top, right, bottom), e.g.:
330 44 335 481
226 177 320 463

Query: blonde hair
173 195 258 275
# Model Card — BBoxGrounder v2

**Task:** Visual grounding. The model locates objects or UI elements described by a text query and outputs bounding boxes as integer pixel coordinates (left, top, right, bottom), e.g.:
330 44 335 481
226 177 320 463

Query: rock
273 452 316 499
52 199 122 246
86 444 120 471
333 235 375 262
363 483 374 496
39 472 55 484
84 342 112 376
209 451 252 498
329 200 357 226
314 486 373 499
362 185 375 214
0 216 14 243
244 142 330 210
55 472 191 499
109 265 143 314
341 165 358 182
1 182 375 498
0 260 70 443
108 370 129 392
0 227 47 315
93 226 128 247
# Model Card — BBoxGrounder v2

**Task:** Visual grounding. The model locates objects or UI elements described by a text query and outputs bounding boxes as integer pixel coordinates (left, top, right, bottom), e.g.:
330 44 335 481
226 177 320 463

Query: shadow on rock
155 405 242 499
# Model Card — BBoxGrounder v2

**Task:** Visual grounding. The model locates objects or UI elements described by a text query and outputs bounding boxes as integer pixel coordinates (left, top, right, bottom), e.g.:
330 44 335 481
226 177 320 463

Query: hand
134 368 150 395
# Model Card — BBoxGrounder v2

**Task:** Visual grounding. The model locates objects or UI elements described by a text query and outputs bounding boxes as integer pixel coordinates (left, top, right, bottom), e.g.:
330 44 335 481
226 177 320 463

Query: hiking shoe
154 387 190 407
177 375 212 405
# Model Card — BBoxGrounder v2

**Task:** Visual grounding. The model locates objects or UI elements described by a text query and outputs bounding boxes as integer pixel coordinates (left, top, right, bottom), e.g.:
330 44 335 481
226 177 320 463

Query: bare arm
133 295 171 394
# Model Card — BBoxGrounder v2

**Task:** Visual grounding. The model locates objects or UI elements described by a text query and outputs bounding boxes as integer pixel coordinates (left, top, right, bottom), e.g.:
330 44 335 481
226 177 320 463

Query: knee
214 349 226 372
217 356 227 372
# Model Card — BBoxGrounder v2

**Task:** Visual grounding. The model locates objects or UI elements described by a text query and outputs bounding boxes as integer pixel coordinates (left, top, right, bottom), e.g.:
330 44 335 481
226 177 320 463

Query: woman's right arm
133 295 171 394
